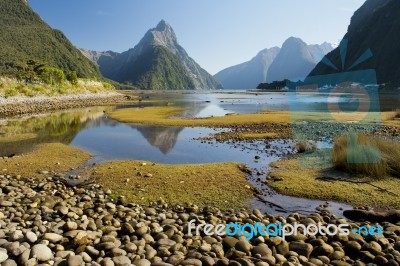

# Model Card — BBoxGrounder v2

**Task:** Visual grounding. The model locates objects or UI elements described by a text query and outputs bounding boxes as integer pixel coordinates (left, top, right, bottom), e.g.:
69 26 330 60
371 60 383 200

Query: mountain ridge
0 0 100 78
81 20 222 90
266 37 333 82
308 0 400 87
214 47 281 90
214 38 333 89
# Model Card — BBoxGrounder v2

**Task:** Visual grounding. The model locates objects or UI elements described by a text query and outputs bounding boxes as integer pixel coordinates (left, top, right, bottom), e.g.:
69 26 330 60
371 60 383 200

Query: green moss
269 158 400 208
0 143 91 179
83 160 254 209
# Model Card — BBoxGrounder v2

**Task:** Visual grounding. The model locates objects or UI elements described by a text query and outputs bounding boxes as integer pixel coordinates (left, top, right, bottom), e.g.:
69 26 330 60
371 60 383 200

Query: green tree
66 71 78 85
39 67 65 85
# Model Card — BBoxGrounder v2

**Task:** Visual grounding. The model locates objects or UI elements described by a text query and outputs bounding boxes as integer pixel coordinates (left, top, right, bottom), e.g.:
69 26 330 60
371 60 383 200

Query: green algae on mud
82 160 254 209
107 106 292 127
0 143 91 178
268 158 400 208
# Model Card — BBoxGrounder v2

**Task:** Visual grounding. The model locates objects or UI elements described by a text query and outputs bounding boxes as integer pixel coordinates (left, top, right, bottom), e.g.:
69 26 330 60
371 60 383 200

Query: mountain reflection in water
135 126 183 154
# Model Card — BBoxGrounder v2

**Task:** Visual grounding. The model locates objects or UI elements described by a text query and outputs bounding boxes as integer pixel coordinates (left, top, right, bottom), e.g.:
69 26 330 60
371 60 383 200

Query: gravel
0 173 399 265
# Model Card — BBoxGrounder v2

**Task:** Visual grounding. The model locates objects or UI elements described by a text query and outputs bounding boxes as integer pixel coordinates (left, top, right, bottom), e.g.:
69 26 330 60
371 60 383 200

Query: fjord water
4 91 386 215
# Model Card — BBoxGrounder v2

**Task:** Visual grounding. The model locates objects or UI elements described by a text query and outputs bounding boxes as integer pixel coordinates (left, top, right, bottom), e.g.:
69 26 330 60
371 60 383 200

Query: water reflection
0 91 395 215
135 126 183 154
0 108 106 157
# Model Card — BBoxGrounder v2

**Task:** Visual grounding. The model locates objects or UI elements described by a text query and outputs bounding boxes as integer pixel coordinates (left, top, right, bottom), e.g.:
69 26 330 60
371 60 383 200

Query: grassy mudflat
0 143 91 178
108 107 400 142
268 158 400 207
107 106 291 127
108 106 400 127
83 160 254 209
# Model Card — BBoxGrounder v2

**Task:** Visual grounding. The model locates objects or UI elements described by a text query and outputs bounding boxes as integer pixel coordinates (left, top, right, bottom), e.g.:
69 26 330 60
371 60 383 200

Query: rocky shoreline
0 93 128 118
1 174 400 266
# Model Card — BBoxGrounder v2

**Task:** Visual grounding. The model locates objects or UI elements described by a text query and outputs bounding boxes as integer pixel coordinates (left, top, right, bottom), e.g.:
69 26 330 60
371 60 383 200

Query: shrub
333 133 400 179
39 67 65 85
395 109 400 119
57 86 67 95
66 71 78 85
102 82 112 90
295 141 317 153
4 87 18 97
18 85 35 97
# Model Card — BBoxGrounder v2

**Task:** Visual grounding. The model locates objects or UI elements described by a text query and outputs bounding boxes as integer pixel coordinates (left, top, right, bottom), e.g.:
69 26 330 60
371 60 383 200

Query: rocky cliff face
82 20 221 90
308 0 400 87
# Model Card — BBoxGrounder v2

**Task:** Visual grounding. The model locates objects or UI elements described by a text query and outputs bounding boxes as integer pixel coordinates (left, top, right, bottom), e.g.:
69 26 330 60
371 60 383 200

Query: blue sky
29 0 365 74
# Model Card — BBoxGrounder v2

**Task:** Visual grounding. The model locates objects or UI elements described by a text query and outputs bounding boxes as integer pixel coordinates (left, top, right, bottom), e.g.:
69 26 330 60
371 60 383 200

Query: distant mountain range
0 0 100 78
81 20 222 90
214 47 281 90
214 38 334 90
5 0 399 91
309 0 400 88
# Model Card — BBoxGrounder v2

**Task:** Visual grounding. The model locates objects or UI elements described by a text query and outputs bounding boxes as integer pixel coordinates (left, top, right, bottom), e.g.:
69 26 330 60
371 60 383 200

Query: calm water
4 90 393 216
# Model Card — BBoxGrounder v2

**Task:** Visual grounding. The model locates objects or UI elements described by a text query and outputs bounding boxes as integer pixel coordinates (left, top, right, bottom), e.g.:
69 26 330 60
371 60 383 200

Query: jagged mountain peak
141 19 178 49
155 19 170 31
256 46 280 57
281 37 308 49
81 20 221 89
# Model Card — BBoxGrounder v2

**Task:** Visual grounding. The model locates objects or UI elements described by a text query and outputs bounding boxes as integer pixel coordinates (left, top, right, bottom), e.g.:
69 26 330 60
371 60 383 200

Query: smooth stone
31 244 53 262
236 258 255 266
25 231 38 243
145 207 156 216
166 254 184 265
100 258 115 266
112 255 131 266
67 255 83 266
65 222 78 231
223 236 239 249
0 250 8 263
135 259 151 266
277 241 289 255
157 239 176 247
235 240 252 254
44 233 64 243
315 243 334 256
58 206 69 215
252 244 272 257
330 261 352 266
289 241 313 258
2 259 17 266
181 258 202 266
201 256 215 266
86 246 100 257
110 248 127 257
330 250 345 261
9 230 24 241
